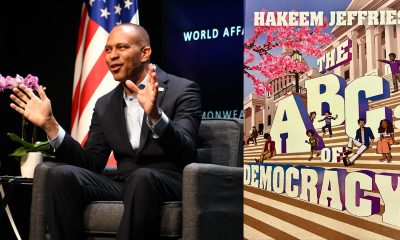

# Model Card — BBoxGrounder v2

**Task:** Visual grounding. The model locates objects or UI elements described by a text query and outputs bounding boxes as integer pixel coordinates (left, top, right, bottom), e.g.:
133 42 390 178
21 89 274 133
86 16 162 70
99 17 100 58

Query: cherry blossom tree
244 10 333 95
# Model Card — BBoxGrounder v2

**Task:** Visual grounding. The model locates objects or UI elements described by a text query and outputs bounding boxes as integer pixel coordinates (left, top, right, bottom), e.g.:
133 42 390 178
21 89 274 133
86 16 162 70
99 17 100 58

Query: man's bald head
112 23 151 47
105 23 152 83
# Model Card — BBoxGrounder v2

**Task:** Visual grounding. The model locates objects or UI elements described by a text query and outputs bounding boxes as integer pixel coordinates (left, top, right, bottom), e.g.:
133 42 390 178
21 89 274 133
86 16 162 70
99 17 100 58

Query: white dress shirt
360 128 365 144
123 81 145 150
49 74 169 151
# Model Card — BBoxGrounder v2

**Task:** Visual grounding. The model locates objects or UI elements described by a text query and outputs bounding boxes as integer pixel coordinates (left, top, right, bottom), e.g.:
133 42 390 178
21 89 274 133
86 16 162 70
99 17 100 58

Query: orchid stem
21 115 27 141
32 125 37 144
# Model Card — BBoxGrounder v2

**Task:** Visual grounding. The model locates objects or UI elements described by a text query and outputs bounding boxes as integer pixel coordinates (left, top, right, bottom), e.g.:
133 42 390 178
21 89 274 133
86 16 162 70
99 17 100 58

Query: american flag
71 0 139 167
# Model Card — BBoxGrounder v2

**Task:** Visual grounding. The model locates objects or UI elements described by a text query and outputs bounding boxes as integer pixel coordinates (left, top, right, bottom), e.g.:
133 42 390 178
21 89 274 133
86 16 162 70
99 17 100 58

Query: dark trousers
322 123 333 136
392 73 400 91
46 165 182 240
246 137 257 145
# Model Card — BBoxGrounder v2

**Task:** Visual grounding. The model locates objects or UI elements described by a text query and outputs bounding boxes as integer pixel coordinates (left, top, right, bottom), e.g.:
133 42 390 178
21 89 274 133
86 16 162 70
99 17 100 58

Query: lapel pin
158 87 165 92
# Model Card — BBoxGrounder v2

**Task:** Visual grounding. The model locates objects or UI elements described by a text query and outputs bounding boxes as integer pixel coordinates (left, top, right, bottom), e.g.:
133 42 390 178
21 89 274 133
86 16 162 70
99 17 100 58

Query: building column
270 80 273 93
251 105 256 128
374 27 383 75
396 25 400 54
358 37 366 76
365 25 376 73
333 41 344 76
384 25 396 75
261 107 266 126
348 30 359 80
385 25 395 57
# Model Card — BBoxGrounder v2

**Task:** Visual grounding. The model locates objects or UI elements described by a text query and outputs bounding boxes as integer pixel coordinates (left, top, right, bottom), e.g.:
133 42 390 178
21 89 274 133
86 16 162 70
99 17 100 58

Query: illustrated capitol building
244 0 400 140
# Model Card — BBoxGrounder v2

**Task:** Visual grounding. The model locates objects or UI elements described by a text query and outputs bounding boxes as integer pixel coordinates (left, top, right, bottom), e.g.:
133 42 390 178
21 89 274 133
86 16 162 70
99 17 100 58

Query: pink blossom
5 76 18 89
0 74 40 92
15 74 24 84
244 9 333 95
0 75 5 92
23 74 39 90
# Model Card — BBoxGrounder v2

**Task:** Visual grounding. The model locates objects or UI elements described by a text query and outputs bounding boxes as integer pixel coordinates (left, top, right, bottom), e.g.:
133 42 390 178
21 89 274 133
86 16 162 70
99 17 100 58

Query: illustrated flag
71 0 139 166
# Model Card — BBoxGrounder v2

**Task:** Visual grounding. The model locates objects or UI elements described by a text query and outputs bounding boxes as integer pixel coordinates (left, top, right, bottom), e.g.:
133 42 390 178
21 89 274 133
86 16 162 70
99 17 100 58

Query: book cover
243 0 400 239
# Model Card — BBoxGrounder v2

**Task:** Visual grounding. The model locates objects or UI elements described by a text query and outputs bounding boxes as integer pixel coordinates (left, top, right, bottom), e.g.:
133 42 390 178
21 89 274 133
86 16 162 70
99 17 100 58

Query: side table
0 176 33 240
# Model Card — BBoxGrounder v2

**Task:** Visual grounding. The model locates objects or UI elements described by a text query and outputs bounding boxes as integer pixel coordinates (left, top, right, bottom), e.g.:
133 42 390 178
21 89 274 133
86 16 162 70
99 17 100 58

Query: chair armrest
182 163 243 240
29 161 63 240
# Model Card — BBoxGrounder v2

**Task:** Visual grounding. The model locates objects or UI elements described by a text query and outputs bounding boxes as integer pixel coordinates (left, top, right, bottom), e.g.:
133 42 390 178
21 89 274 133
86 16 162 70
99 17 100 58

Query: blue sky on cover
244 0 351 97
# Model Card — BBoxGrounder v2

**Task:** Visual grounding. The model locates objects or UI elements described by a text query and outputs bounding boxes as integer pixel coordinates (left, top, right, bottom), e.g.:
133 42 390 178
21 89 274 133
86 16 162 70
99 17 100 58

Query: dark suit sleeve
157 81 202 166
54 110 111 172
368 128 375 140
355 129 360 141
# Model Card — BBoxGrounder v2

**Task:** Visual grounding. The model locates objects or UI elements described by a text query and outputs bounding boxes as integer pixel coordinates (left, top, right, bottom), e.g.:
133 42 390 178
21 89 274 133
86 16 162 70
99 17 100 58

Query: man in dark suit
343 118 374 166
9 23 202 239
246 126 258 145
258 121 264 136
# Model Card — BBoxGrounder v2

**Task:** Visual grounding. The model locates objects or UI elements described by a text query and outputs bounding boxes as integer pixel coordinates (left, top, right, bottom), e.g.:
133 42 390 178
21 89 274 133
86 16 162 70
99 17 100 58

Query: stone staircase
244 74 400 240
244 76 400 172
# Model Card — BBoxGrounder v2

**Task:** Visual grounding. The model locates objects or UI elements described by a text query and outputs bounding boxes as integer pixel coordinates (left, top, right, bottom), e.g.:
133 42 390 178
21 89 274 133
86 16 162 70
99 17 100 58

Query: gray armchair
29 119 243 240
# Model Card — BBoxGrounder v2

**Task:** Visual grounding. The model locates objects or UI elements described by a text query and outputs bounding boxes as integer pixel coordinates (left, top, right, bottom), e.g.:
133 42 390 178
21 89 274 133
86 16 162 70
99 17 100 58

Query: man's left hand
125 64 161 125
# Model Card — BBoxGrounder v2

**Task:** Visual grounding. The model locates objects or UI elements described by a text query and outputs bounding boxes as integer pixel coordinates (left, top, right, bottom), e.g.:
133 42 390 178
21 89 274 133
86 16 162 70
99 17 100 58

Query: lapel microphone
128 60 150 69
128 62 144 69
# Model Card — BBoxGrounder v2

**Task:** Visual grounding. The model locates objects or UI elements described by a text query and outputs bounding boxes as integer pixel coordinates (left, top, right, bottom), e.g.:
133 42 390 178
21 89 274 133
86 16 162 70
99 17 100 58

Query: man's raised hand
10 84 59 139
125 64 161 125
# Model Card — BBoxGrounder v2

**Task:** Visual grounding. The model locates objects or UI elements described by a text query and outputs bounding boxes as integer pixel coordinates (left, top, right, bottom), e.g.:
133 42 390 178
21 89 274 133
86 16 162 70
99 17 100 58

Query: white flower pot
20 152 43 178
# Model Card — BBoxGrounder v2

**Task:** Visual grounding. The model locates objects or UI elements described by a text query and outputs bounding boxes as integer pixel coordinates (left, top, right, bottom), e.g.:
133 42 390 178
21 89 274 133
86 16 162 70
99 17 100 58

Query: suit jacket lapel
157 81 168 106
138 113 150 152
111 84 133 153
138 66 169 152
155 66 168 106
